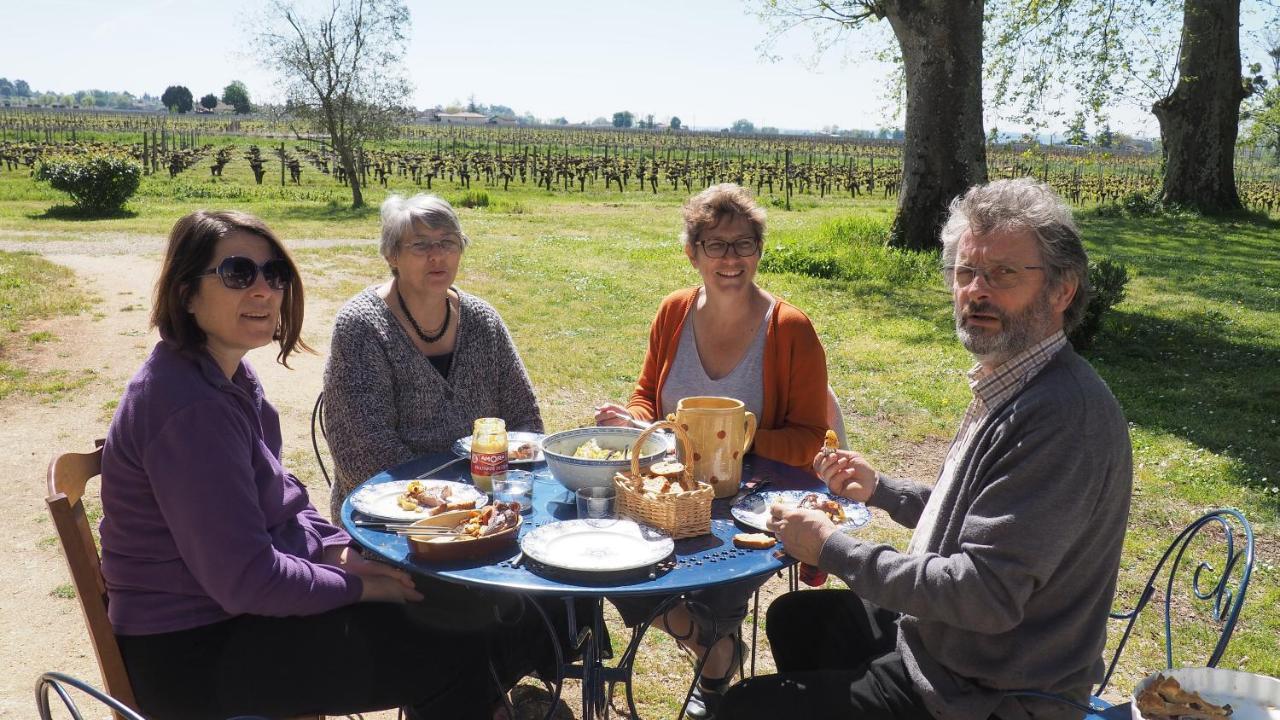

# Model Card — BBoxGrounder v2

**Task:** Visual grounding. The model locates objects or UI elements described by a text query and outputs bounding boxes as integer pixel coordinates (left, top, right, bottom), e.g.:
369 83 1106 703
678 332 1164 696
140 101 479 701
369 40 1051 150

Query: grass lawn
0 250 94 400
1 162 1276 716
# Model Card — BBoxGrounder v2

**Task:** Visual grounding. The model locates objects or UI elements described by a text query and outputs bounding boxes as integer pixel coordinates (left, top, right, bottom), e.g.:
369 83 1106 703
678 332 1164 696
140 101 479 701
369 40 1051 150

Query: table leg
523 595 567 720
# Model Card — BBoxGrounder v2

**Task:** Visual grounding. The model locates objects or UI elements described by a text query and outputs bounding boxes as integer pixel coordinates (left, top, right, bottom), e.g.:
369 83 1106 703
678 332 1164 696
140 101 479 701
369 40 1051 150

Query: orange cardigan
627 287 828 468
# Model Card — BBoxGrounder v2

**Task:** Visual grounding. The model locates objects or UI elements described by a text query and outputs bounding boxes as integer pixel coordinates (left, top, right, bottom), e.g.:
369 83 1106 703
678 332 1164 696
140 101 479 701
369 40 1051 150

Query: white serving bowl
539 427 669 493
1132 667 1280 720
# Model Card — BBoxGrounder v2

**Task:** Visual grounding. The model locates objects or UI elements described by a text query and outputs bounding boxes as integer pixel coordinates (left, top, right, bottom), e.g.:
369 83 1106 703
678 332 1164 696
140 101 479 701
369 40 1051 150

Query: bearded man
721 179 1132 720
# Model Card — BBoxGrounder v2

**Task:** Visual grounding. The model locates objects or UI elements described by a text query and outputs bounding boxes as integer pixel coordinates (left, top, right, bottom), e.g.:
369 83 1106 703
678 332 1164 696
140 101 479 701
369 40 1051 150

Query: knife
731 478 772 504
414 455 467 480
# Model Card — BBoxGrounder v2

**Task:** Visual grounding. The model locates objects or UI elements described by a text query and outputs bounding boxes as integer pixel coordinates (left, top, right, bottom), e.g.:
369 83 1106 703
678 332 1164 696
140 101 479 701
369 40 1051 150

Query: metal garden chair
311 391 333 487
1011 507 1255 717
35 671 146 720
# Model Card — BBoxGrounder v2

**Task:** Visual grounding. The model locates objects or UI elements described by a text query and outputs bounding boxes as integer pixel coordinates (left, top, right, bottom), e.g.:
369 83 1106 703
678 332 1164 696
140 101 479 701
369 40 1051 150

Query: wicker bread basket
612 420 713 539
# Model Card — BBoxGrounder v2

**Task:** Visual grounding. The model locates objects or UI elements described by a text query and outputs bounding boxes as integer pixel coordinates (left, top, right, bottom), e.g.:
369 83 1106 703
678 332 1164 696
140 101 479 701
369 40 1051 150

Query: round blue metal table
342 452 822 719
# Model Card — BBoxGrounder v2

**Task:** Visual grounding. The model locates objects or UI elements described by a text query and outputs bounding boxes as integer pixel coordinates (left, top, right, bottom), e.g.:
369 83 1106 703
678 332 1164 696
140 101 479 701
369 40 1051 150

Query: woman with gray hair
323 193 543 518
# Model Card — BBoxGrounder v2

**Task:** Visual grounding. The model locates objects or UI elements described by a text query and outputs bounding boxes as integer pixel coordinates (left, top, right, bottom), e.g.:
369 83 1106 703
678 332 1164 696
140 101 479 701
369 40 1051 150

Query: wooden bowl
405 509 522 563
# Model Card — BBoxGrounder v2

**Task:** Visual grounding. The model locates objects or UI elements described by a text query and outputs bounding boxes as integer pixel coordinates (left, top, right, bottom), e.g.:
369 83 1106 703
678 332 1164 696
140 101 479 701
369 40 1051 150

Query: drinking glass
493 470 534 514
576 486 617 527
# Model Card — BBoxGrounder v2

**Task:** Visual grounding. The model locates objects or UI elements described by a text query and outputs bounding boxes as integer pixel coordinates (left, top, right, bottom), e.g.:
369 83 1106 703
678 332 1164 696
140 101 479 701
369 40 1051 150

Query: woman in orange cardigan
596 183 828 719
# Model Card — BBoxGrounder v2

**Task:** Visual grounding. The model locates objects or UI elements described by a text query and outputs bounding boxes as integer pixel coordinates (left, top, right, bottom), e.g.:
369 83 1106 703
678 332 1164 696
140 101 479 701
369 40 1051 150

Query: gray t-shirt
659 296 774 418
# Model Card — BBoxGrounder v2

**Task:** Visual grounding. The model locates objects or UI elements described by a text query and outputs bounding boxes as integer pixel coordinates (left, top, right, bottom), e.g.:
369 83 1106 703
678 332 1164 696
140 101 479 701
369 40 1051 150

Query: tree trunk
885 0 988 251
1152 0 1246 213
338 143 365 209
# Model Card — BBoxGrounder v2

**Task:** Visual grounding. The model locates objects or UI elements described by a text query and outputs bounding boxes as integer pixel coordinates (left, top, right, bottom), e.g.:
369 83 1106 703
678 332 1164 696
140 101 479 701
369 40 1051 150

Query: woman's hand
767 504 836 566
326 545 424 603
359 574 425 604
594 402 633 427
813 449 878 503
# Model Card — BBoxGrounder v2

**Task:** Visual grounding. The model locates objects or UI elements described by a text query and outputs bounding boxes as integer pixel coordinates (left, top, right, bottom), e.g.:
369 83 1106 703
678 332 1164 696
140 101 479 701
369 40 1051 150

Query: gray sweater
821 346 1132 720
323 287 543 518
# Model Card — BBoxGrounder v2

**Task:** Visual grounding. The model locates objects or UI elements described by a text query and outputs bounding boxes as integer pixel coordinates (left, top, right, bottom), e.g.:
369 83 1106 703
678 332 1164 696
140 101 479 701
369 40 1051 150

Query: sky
2 0 1275 138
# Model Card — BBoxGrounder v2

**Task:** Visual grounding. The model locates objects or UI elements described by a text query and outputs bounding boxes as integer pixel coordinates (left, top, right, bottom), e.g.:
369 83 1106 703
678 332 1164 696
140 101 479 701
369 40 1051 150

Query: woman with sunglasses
322 193 543 519
99 211 503 719
596 184 829 719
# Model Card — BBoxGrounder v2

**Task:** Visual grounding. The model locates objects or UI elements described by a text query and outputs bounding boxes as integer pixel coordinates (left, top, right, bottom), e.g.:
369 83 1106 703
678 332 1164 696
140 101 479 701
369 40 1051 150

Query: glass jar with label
470 417 508 492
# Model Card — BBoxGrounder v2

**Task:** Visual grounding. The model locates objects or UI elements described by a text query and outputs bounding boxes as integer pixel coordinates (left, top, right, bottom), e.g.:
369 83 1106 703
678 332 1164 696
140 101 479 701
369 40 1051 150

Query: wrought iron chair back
311 391 333 487
36 671 147 720
1096 506 1255 695
1010 507 1255 716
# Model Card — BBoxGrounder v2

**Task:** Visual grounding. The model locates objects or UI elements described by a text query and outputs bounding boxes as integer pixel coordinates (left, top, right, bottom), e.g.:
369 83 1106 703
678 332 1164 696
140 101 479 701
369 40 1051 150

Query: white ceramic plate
1132 668 1280 720
519 519 674 573
453 431 546 464
349 480 488 522
731 489 871 533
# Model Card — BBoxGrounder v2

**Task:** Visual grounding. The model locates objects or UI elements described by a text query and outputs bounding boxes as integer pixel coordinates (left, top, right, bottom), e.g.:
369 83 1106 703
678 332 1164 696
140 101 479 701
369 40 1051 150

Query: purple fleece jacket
100 341 363 636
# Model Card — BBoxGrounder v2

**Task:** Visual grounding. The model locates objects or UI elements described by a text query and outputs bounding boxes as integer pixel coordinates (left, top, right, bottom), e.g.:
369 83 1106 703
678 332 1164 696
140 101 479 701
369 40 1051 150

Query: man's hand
813 449 878 503
766 504 837 566
325 545 424 603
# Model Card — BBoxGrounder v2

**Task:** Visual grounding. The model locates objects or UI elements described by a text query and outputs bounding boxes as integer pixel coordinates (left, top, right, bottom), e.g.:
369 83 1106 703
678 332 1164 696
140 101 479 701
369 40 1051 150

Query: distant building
436 111 489 125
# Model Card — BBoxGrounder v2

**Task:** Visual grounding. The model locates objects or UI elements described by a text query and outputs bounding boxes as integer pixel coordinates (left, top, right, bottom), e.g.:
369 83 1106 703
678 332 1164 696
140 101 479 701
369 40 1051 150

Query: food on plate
396 481 478 515
1135 674 1233 720
508 440 538 461
797 492 847 524
573 438 631 460
823 429 840 452
733 532 778 549
446 502 522 539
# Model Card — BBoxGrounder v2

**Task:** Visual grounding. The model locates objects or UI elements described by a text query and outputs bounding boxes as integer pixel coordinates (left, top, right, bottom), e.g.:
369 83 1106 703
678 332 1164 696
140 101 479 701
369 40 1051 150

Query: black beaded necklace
397 287 451 343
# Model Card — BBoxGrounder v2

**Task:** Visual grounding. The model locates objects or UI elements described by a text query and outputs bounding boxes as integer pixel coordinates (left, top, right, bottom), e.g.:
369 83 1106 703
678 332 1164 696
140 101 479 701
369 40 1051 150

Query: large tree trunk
885 0 988 251
1152 0 1246 213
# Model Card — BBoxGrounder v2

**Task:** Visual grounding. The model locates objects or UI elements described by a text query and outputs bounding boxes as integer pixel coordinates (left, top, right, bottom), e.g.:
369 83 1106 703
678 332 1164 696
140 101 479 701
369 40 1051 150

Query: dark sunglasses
194 256 292 291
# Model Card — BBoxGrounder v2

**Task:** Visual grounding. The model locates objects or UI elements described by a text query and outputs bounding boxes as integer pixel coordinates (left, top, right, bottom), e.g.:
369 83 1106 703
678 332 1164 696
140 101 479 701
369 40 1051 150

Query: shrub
1120 191 1160 217
760 217 937 286
453 190 490 208
760 244 843 279
35 154 142 214
1070 257 1129 350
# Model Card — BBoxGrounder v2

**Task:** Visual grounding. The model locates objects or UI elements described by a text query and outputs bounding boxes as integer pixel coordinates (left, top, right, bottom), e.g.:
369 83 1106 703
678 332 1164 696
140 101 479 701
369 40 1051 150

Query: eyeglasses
943 264 1044 290
697 236 761 258
194 256 292 291
401 236 463 256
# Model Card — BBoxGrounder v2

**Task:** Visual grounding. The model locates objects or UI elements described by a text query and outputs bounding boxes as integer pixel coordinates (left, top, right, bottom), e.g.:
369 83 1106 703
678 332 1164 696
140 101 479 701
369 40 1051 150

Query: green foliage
760 216 938 285
1069 257 1129 350
35 154 142 214
50 584 76 600
199 93 218 110
731 118 756 133
612 111 634 128
452 190 490 208
160 85 193 113
222 80 252 114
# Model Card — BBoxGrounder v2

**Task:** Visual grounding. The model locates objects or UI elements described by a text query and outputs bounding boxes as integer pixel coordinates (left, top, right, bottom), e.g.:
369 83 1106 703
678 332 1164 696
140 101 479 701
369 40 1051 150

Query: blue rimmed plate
731 490 871 533
452 431 546 464
349 479 488 522
519 519 674 573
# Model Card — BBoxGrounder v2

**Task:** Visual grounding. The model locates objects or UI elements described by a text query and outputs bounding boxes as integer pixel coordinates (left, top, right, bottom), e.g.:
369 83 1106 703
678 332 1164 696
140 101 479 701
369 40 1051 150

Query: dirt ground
0 235 947 718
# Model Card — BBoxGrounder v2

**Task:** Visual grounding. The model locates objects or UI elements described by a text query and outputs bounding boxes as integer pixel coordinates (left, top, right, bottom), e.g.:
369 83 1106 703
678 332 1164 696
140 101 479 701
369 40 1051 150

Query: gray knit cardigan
323 287 543 518
821 346 1132 720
